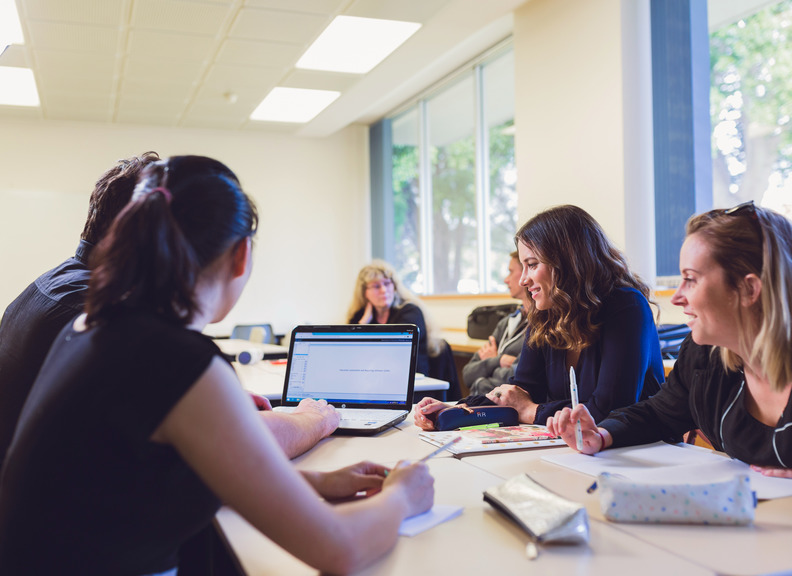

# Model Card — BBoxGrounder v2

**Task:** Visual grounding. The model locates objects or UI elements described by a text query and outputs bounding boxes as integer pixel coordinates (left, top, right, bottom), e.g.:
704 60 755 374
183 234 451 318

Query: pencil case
484 474 589 546
592 472 756 525
433 405 519 431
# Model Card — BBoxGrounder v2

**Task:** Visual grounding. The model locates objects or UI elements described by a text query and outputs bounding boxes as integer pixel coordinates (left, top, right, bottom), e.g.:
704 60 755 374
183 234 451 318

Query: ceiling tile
281 69 359 92
40 93 113 121
202 63 282 92
131 0 232 35
26 21 120 52
33 50 116 80
123 58 205 85
119 78 194 101
243 0 346 14
345 0 451 23
228 8 327 44
20 0 127 26
127 30 216 62
114 108 181 125
215 39 300 68
117 96 187 115
36 72 114 96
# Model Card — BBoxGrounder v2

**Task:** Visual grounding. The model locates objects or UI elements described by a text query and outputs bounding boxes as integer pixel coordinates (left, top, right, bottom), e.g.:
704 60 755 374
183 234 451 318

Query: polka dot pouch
593 472 756 525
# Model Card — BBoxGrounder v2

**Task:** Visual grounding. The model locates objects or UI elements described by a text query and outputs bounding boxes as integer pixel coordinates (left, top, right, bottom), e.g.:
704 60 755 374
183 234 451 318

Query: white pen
569 366 583 451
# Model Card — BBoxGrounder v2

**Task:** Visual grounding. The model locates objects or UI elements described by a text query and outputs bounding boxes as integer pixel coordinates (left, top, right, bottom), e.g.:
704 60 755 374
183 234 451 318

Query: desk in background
233 361 449 402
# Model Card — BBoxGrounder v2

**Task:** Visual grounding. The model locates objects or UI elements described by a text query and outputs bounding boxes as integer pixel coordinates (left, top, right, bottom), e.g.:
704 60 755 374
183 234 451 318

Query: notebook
272 324 419 435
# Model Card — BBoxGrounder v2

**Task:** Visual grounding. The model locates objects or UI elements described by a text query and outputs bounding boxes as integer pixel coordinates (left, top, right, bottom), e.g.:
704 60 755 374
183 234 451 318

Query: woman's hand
750 465 792 479
293 398 340 438
413 397 448 430
486 384 537 424
545 405 606 455
358 302 374 324
477 336 498 360
383 460 434 518
303 461 389 500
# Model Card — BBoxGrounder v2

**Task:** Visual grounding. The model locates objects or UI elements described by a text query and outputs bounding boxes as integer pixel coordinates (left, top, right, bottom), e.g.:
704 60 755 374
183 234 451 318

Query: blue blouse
511 287 664 424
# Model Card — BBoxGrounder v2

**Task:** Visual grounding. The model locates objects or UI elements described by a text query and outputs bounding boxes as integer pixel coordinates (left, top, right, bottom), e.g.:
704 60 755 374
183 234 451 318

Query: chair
417 339 462 403
230 324 275 344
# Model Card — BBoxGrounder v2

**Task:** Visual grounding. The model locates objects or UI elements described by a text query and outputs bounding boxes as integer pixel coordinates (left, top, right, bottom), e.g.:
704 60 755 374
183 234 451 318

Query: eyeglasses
724 200 756 217
366 279 394 291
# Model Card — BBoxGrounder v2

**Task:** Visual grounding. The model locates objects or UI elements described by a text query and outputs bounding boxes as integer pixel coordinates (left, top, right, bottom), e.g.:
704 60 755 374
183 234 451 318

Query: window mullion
418 99 434 294
475 64 490 293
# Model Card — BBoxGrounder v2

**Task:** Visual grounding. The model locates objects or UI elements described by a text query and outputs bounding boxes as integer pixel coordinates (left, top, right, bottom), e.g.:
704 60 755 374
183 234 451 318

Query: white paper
542 442 792 500
398 505 463 537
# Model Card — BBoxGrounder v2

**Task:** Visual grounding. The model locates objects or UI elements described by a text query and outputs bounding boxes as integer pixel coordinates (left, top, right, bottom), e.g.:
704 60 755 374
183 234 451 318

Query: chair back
231 324 275 344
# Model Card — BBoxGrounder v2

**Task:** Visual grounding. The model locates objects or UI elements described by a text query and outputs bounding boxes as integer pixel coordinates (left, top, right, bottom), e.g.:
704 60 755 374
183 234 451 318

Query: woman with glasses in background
548 202 792 477
347 260 440 375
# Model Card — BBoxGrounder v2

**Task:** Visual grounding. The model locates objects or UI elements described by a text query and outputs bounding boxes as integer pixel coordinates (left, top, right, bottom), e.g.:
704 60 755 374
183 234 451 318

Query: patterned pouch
594 472 756 525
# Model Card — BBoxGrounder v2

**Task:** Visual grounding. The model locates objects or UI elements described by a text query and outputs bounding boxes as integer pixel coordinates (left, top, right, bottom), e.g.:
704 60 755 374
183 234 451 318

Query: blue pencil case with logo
433 405 520 431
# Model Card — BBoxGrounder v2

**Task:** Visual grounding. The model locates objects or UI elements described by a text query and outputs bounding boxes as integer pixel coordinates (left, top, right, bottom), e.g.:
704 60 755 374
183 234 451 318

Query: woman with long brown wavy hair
415 205 664 429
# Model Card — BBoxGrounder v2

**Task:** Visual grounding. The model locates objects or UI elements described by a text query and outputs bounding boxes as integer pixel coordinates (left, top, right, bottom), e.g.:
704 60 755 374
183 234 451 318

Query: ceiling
0 0 525 137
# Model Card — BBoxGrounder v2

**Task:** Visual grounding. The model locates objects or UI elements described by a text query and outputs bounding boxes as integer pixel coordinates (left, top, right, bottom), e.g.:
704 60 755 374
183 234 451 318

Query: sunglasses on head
724 200 756 217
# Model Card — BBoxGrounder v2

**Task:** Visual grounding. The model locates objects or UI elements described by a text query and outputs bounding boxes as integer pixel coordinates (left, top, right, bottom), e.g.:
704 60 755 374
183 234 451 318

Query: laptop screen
282 325 418 407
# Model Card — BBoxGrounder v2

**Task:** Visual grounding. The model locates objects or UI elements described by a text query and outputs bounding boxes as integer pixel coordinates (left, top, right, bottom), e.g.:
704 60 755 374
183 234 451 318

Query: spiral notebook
419 425 565 457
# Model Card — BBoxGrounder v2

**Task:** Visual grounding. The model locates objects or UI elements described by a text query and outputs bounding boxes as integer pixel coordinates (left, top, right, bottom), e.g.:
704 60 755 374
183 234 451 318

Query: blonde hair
346 260 441 356
686 205 792 391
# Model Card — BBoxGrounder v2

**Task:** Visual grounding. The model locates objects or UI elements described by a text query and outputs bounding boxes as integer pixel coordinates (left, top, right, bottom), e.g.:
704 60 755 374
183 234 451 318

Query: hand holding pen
545 381 603 455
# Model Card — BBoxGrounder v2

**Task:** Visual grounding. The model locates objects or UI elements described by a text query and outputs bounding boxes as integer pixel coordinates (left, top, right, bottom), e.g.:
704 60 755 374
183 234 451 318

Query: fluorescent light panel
250 87 340 123
297 15 421 74
0 0 25 48
0 67 40 106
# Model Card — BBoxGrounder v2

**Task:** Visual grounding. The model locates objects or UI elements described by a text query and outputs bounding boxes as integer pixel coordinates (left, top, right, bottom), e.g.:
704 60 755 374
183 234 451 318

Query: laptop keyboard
338 409 401 425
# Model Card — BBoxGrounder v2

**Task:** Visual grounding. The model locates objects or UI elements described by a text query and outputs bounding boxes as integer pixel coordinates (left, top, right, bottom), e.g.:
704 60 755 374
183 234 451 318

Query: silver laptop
272 324 419 435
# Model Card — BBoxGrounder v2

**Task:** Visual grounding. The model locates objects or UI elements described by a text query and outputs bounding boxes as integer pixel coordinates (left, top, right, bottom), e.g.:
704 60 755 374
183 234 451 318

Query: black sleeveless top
0 310 222 575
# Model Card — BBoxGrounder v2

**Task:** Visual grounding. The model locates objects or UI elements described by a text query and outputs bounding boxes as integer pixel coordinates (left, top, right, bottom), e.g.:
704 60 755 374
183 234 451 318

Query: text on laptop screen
285 330 413 405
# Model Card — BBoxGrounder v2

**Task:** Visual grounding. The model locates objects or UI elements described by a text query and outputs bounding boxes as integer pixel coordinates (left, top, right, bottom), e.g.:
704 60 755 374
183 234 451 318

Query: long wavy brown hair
516 205 651 350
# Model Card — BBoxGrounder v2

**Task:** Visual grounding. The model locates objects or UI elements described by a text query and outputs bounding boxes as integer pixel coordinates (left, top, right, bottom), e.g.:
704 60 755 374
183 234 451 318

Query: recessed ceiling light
296 15 421 74
0 67 40 106
250 87 340 123
0 0 25 49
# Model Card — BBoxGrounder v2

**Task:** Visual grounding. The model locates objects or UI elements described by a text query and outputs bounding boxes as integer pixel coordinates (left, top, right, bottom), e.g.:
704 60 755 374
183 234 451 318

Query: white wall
513 0 656 282
0 118 370 336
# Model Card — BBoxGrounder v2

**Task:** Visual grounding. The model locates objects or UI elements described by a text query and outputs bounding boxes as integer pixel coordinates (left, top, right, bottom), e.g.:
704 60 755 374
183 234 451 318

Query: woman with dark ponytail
0 156 434 576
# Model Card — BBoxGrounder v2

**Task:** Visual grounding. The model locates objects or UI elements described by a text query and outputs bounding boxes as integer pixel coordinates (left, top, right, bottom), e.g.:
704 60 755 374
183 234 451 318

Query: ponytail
85 156 258 326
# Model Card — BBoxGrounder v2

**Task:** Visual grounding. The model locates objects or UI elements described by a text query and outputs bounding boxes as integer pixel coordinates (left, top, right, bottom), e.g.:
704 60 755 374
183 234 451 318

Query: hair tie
149 186 173 204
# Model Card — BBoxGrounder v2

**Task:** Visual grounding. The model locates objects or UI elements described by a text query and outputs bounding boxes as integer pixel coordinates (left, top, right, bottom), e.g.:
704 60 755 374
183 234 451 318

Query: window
710 0 792 217
389 44 516 295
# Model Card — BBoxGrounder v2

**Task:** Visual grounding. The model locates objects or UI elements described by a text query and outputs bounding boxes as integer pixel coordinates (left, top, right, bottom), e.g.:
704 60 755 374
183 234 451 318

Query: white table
215 445 711 576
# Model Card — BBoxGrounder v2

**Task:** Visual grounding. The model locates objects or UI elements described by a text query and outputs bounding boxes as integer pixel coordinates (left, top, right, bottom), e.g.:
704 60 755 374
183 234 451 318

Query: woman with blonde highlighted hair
347 260 439 375
548 202 792 476
416 205 664 429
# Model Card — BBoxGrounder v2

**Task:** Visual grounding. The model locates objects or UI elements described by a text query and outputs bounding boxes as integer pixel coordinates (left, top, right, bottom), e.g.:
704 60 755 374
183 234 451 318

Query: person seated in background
0 156 434 575
548 202 792 477
347 259 440 375
415 204 664 429
0 154 338 468
463 251 530 396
